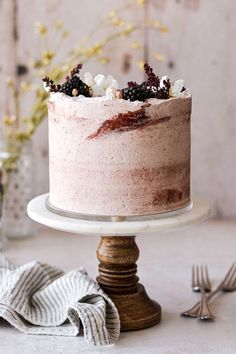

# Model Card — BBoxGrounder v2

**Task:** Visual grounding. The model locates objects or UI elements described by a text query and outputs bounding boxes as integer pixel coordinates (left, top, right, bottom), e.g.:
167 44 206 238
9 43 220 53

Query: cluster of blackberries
60 76 90 97
122 84 153 102
122 85 144 101
121 64 171 102
43 64 91 97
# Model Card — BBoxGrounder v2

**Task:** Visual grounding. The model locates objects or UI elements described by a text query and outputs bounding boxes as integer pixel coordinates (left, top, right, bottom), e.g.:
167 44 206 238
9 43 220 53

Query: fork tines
192 265 211 293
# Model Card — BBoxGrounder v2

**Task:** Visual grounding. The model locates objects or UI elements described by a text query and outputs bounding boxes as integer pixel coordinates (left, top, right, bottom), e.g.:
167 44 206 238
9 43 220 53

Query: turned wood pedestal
27 194 209 332
97 236 161 331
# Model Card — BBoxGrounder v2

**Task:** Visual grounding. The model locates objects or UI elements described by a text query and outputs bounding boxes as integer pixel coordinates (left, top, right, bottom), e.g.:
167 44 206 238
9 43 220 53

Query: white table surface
1 219 236 354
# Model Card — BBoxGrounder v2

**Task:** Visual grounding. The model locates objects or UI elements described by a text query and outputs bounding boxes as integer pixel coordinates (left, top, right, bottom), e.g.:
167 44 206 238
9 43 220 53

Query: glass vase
0 170 7 250
2 140 35 239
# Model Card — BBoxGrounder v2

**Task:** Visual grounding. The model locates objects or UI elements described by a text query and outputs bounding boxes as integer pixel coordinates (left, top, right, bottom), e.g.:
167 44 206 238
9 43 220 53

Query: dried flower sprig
70 63 83 77
42 76 61 93
144 63 160 88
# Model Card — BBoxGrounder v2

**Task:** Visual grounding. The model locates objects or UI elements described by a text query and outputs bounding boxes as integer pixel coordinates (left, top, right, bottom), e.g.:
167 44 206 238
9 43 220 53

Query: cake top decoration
121 63 185 101
83 72 119 97
43 63 186 101
43 64 91 97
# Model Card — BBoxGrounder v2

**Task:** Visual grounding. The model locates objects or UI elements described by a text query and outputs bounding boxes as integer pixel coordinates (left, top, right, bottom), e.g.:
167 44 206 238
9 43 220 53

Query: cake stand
27 194 209 331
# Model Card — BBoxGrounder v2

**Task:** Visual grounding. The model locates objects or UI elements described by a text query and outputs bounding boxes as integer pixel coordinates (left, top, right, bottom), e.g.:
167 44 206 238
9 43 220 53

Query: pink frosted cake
44 64 191 217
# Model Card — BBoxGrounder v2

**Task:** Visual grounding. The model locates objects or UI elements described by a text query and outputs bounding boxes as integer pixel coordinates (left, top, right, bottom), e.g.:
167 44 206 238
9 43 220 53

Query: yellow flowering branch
2 0 168 174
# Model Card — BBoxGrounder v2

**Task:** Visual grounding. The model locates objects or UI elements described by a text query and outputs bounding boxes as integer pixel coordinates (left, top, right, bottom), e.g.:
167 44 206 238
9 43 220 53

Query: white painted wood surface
0 0 236 217
2 220 236 353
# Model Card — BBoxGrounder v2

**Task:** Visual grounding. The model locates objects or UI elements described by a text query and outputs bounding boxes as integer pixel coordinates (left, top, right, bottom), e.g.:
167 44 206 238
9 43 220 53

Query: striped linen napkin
0 254 120 346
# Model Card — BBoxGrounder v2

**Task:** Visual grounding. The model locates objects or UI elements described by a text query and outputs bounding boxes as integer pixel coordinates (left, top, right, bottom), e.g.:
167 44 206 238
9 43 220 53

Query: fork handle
207 284 223 301
181 301 201 317
198 284 216 320
181 285 222 318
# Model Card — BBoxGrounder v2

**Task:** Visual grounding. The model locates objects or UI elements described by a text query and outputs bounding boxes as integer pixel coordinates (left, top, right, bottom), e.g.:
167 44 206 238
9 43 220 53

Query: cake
44 64 191 217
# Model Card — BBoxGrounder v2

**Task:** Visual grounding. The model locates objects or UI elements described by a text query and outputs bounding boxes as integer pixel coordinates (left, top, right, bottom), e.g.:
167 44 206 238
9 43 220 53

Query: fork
191 265 215 320
192 265 211 292
198 266 215 320
181 263 236 318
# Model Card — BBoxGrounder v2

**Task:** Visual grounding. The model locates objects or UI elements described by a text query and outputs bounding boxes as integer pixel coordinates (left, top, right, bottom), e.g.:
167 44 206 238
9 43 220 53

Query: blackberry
140 82 156 99
60 76 90 97
122 85 149 102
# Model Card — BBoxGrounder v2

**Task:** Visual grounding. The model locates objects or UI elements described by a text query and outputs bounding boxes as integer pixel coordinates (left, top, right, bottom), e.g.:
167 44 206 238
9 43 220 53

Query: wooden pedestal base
97 236 161 331
28 194 209 330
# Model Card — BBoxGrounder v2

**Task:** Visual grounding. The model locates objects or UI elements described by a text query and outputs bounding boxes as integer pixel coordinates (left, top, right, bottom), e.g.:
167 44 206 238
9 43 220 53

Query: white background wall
0 0 235 218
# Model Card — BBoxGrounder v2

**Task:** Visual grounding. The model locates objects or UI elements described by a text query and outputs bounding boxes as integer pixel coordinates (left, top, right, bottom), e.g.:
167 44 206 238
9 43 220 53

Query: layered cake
44 64 191 216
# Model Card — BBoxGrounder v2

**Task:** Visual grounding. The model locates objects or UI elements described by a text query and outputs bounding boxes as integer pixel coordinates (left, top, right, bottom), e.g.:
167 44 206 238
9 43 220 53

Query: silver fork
198 266 215 320
192 265 211 292
191 265 215 320
181 263 236 318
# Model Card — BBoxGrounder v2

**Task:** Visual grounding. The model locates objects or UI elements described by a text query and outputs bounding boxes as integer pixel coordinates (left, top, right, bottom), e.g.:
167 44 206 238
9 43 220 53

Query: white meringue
170 79 185 96
94 74 106 88
83 72 119 97
106 87 117 99
83 72 94 87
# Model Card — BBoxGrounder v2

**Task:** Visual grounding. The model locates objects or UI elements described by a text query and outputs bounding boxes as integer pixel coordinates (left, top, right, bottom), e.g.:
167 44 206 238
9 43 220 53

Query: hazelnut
72 88 79 96
115 90 123 99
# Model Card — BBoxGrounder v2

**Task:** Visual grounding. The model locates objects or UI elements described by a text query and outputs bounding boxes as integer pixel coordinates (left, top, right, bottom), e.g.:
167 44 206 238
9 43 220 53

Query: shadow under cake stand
27 194 209 331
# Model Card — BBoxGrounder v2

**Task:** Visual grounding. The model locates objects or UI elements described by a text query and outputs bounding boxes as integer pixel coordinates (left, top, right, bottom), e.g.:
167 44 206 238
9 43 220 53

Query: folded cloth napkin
0 254 120 346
